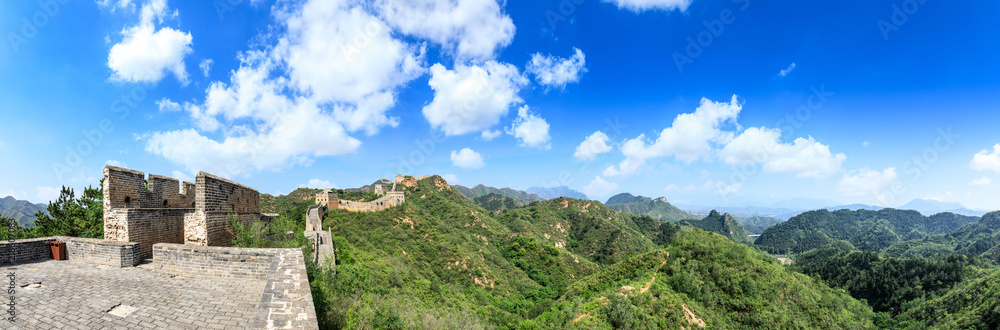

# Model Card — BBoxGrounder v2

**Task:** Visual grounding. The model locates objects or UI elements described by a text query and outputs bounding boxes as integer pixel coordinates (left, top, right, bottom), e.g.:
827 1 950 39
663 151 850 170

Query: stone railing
152 243 276 280
0 236 141 268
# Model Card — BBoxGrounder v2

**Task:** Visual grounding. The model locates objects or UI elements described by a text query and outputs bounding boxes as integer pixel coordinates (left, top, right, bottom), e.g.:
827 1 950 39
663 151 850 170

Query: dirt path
640 252 669 294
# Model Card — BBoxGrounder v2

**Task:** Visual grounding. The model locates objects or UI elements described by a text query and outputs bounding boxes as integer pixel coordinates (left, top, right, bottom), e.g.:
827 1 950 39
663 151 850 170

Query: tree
31 183 104 238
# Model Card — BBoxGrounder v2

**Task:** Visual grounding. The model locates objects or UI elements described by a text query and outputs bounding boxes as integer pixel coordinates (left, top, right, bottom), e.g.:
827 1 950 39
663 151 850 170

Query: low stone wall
62 237 142 267
251 249 319 329
0 236 141 267
0 237 54 267
152 243 276 280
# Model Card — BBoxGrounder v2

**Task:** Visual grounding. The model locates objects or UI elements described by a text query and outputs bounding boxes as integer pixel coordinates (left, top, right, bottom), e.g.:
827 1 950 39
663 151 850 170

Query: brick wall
103 166 195 210
0 237 54 266
62 237 141 267
153 243 276 280
187 172 261 247
105 208 188 259
0 237 140 267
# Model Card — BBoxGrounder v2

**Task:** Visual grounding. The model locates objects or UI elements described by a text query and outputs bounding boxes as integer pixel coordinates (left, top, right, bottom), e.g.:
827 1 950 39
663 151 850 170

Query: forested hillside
754 209 979 254
292 176 880 328
735 216 784 235
885 211 1000 262
679 210 751 243
452 184 546 204
604 193 695 222
472 193 523 214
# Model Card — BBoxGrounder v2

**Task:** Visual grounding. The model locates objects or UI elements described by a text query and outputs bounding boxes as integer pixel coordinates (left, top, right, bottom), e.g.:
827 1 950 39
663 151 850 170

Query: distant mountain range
679 198 992 220
604 193 694 222
526 186 588 200
679 210 751 244
452 184 546 204
0 196 48 226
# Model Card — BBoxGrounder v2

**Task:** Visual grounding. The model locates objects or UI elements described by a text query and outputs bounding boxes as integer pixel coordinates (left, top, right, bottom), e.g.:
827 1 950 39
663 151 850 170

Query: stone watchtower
315 189 339 210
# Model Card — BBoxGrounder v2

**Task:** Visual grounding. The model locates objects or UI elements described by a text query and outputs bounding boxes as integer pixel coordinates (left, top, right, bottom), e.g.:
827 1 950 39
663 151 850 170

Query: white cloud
35 186 61 204
299 179 337 189
105 160 128 168
970 144 1000 173
199 59 213 77
604 0 693 12
145 0 430 177
376 0 515 61
171 170 193 183
441 174 459 184
582 176 618 199
778 62 797 77
526 48 586 90
719 127 846 178
605 96 741 177
107 0 193 84
97 0 135 12
423 61 527 136
574 131 613 161
969 176 993 186
837 167 898 203
507 106 551 149
862 141 870 147
481 129 501 141
156 98 181 112
451 148 485 169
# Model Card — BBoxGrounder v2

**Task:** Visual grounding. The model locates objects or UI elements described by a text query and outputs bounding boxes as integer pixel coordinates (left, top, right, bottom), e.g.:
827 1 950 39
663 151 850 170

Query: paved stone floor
2 260 267 329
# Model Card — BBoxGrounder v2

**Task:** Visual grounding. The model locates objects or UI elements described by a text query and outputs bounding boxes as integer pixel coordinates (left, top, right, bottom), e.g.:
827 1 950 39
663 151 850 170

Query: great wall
0 166 414 329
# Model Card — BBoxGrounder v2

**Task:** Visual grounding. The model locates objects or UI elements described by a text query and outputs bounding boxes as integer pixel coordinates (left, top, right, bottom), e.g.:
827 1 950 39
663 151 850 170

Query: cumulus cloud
107 0 193 84
145 0 429 177
604 96 741 177
199 59 213 77
604 0 693 12
451 148 485 169
526 48 586 90
376 0 515 60
778 62 796 77
719 127 846 178
156 98 181 112
299 179 337 189
481 129 502 141
507 106 551 149
582 176 618 199
970 144 1000 173
423 61 527 136
574 131 613 161
837 167 898 203
704 180 743 196
969 176 993 186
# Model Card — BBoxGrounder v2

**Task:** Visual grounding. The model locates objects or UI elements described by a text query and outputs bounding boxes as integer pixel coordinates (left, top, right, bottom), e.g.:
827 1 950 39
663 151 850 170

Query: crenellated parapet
102 166 264 258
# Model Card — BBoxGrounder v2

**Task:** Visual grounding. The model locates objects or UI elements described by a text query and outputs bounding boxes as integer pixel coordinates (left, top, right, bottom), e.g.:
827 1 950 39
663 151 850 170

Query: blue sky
1 0 999 210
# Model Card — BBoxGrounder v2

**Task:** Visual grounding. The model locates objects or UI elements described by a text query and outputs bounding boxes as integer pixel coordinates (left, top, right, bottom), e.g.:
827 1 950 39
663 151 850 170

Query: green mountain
526 186 588 200
472 193 524 214
604 193 695 222
0 196 48 226
299 175 876 328
452 184 546 204
531 231 876 329
885 211 1000 262
794 241 987 314
678 210 751 243
260 188 320 214
893 267 1000 329
735 216 784 235
754 209 979 254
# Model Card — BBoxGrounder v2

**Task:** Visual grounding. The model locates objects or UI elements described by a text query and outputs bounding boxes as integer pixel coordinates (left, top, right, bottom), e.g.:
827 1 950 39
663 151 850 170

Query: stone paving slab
2 260 267 329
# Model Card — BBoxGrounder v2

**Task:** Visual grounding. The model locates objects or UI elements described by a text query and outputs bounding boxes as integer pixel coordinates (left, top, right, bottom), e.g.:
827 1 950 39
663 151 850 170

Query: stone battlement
317 175 406 213
103 166 264 258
